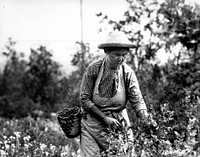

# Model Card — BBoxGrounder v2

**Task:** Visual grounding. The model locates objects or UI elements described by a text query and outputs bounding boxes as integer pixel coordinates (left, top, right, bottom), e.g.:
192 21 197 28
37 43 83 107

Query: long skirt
80 109 136 157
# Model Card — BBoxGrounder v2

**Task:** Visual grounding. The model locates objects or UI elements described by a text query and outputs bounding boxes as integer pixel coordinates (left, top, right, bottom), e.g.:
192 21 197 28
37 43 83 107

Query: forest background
0 0 200 156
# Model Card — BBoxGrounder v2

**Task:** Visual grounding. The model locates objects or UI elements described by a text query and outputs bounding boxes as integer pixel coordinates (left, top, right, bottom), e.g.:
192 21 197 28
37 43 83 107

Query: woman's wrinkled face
106 47 129 70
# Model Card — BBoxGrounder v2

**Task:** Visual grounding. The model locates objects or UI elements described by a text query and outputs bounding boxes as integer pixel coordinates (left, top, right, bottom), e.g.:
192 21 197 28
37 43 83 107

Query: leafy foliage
0 0 200 155
0 38 34 118
67 42 100 107
23 46 62 111
0 116 80 157
0 39 72 118
98 0 164 71
132 102 199 157
158 0 200 53
96 0 200 156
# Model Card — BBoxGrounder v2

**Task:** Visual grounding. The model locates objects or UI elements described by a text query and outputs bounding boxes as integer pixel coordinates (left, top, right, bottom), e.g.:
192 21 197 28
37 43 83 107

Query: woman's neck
105 56 119 71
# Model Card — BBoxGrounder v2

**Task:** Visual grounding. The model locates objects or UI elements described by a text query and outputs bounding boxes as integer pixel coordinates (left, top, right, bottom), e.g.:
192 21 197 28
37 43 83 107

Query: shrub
0 116 80 157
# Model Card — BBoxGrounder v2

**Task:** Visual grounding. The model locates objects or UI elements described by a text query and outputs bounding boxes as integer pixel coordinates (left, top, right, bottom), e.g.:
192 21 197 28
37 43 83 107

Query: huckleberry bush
0 100 199 157
101 129 134 157
132 102 199 157
0 116 81 157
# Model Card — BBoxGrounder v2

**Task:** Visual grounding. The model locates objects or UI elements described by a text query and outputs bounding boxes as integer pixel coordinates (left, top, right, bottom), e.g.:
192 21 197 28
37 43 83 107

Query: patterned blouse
80 57 147 113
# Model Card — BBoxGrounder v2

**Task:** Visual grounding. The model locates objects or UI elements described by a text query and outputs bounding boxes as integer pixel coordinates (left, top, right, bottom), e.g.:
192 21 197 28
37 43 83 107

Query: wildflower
14 132 21 138
0 150 6 157
4 143 10 150
50 144 56 152
76 149 81 157
11 143 15 148
24 143 29 151
23 135 31 142
9 136 15 141
3 128 6 133
71 152 76 156
40 143 47 151
62 145 70 153
45 151 49 156
61 152 68 157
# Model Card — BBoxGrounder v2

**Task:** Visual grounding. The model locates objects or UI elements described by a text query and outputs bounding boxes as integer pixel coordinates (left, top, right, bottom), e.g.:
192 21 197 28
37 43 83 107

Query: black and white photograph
0 0 199 156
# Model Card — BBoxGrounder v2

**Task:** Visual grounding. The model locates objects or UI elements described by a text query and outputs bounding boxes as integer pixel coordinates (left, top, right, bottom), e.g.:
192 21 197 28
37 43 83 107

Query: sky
0 0 199 74
0 0 128 74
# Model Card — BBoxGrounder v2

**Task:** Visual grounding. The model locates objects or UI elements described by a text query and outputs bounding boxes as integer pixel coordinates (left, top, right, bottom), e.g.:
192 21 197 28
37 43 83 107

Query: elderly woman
79 31 149 157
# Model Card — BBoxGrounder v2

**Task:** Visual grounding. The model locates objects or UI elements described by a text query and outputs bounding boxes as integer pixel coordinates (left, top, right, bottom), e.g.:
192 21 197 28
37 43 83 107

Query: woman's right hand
103 116 121 130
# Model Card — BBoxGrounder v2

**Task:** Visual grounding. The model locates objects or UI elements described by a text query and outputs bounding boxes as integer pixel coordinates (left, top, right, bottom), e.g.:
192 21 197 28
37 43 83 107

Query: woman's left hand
138 109 149 120
103 116 121 130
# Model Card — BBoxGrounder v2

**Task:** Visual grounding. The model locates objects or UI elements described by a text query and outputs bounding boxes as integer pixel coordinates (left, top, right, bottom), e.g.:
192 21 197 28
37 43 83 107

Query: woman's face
107 48 129 70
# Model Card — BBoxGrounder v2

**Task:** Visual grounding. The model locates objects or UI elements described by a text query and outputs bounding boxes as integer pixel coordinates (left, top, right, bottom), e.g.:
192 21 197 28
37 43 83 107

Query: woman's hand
138 110 158 129
103 116 121 130
138 109 149 120
89 105 122 130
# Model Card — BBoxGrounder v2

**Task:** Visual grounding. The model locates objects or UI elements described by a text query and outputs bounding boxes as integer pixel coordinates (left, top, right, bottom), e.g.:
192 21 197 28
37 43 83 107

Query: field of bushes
0 104 199 157
0 116 80 157
0 0 200 156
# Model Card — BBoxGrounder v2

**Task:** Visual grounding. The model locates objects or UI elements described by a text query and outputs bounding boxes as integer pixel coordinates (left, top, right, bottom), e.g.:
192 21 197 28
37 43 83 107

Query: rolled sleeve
124 65 147 113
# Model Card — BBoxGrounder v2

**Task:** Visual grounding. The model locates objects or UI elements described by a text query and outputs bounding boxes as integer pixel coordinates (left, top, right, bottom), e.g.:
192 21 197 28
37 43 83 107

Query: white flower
40 143 47 151
11 143 15 148
76 149 81 157
9 136 15 141
45 151 49 156
60 152 68 157
72 152 76 156
24 143 29 149
0 150 6 157
23 135 31 142
50 144 56 152
14 132 21 138
5 143 10 150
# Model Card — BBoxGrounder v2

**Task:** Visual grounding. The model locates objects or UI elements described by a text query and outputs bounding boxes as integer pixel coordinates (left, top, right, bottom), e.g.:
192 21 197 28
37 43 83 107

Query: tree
1 38 27 96
0 39 65 117
67 42 100 107
157 0 200 63
96 0 200 155
0 38 33 118
23 46 62 112
97 0 200 101
98 0 164 72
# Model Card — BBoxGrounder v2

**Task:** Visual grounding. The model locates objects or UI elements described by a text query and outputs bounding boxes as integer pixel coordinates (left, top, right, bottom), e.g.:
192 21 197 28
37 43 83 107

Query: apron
80 58 135 157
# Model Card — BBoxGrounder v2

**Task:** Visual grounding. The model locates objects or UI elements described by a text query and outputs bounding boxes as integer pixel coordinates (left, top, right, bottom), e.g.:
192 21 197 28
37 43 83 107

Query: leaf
96 12 102 17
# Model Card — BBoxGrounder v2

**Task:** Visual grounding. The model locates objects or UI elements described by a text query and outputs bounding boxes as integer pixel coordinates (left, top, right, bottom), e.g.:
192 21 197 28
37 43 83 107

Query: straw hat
98 31 135 49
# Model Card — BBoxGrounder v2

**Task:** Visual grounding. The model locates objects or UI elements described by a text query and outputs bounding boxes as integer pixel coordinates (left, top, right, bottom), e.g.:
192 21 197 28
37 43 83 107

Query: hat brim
98 43 135 49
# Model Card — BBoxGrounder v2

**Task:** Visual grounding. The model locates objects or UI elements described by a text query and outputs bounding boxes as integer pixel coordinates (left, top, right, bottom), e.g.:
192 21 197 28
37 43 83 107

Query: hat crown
106 32 131 44
98 31 134 49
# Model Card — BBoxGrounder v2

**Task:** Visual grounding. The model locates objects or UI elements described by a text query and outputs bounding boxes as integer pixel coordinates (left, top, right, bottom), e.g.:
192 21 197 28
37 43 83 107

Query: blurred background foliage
0 0 199 156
